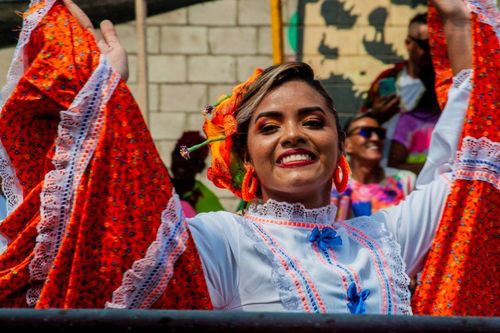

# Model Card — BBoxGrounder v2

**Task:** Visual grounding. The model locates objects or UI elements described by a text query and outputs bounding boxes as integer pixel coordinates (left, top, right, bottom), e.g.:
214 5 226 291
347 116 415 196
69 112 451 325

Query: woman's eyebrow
254 111 283 123
297 106 326 115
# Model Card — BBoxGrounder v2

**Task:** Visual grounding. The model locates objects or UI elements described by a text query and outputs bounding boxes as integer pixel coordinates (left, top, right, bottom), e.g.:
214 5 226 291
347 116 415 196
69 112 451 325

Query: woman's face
246 80 339 208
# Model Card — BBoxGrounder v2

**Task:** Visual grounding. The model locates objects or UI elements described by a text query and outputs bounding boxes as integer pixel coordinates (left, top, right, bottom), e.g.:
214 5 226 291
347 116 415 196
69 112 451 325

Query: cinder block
150 112 187 140
236 56 273 82
185 112 206 132
154 139 177 168
258 26 295 56
149 84 160 112
148 8 188 25
384 26 409 56
189 0 237 26
148 55 186 83
303 26 359 56
128 55 137 83
209 27 257 55
0 47 14 88
208 84 235 104
238 0 271 25
147 26 160 54
389 3 427 25
160 26 208 54
159 84 207 112
114 24 137 54
282 0 299 24
188 56 236 83
257 26 272 55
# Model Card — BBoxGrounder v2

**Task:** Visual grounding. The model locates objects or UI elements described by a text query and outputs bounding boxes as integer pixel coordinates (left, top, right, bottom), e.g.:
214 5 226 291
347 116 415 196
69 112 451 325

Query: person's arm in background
388 140 424 175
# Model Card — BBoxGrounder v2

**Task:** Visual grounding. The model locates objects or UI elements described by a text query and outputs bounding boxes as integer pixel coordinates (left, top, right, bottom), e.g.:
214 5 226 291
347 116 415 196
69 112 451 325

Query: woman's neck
350 159 385 184
261 182 333 209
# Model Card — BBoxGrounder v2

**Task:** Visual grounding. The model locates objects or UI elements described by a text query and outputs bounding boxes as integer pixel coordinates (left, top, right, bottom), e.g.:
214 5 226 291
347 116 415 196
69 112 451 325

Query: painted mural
288 0 427 123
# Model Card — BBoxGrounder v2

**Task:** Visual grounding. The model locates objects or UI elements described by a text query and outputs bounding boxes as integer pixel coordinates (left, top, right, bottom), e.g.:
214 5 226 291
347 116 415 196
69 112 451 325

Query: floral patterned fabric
412 0 499 316
331 168 415 220
0 1 211 309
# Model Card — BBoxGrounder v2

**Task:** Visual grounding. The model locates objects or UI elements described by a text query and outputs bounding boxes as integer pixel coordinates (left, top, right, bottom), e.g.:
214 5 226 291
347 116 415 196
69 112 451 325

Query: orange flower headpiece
180 68 263 199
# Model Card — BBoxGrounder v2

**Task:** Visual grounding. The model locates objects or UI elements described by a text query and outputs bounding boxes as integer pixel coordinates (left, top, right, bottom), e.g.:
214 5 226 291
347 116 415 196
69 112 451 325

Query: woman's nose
280 122 307 146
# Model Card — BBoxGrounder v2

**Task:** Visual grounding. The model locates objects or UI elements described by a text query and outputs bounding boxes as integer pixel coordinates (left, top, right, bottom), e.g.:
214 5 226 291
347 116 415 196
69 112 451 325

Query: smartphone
378 77 396 97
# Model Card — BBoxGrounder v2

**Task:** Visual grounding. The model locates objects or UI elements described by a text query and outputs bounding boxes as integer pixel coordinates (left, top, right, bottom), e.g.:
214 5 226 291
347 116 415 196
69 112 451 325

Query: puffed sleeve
187 212 240 309
373 70 472 276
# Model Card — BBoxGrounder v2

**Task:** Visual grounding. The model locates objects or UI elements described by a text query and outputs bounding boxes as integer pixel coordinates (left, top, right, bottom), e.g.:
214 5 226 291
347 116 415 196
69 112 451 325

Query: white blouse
187 72 472 314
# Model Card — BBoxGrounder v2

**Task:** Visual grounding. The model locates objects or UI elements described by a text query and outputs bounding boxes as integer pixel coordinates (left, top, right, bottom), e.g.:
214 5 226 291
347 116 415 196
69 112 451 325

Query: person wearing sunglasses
331 113 416 221
361 13 440 175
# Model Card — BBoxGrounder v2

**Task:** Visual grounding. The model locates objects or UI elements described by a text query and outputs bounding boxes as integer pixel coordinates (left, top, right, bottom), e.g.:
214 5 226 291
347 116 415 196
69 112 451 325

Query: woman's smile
276 148 317 168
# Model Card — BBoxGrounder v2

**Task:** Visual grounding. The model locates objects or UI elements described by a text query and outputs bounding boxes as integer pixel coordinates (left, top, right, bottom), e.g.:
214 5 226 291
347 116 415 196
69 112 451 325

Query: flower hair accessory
180 68 263 199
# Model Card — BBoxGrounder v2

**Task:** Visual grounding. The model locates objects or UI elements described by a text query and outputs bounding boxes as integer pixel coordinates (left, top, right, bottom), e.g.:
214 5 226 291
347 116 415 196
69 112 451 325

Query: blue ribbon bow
347 282 370 314
308 226 342 251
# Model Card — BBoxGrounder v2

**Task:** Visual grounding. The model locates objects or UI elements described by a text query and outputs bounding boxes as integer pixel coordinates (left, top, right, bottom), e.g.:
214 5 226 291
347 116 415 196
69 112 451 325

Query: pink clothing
181 200 197 218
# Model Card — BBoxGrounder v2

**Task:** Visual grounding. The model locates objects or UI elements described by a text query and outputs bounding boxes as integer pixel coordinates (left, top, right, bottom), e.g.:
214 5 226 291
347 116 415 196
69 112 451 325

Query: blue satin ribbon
308 226 342 251
347 282 370 314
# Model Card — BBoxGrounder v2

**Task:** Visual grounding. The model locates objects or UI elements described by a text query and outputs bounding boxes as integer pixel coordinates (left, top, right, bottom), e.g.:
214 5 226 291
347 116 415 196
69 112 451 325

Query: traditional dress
106 70 471 313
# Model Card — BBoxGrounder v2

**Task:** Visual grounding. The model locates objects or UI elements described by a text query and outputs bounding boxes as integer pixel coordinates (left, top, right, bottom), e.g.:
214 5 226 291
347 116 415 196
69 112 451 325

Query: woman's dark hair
234 62 344 159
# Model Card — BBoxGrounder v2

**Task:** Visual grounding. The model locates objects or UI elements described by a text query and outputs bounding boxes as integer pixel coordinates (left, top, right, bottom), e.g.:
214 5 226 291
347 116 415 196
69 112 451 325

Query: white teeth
281 154 312 164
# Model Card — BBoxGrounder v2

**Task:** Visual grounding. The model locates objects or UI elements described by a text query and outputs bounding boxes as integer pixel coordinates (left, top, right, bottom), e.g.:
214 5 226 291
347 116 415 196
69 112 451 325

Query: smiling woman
0 0 496 317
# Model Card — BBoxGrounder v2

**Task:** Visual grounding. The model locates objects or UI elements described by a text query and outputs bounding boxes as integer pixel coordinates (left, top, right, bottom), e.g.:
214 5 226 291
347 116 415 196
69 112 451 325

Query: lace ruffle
343 216 412 315
0 0 57 108
0 0 57 217
455 136 499 190
452 69 473 90
465 0 500 40
106 193 189 309
27 57 120 306
0 143 23 218
236 217 304 311
246 199 337 225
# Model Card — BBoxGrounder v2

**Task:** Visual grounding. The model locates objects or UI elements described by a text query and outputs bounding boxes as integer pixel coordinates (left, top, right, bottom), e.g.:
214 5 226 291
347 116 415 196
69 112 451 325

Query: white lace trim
343 216 412 315
465 0 500 40
455 136 499 189
246 199 337 225
106 193 189 309
237 217 304 311
0 142 23 217
27 57 120 306
0 0 57 108
452 69 473 90
0 0 56 217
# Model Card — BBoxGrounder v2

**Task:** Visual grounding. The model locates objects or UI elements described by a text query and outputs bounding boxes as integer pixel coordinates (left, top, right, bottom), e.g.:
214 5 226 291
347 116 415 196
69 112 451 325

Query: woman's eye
304 119 324 128
259 123 279 134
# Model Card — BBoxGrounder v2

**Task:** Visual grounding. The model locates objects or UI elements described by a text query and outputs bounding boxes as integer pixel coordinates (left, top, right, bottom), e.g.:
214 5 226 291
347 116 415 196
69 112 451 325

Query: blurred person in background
332 113 415 221
171 131 225 217
362 13 440 175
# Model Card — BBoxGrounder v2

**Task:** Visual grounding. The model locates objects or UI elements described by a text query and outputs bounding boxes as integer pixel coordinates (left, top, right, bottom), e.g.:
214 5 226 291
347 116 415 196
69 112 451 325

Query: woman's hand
431 0 470 23
431 0 472 74
62 0 129 81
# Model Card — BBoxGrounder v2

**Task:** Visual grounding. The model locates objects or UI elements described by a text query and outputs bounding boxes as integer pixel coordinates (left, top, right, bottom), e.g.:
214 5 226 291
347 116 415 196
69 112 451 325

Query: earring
241 164 259 202
334 155 350 193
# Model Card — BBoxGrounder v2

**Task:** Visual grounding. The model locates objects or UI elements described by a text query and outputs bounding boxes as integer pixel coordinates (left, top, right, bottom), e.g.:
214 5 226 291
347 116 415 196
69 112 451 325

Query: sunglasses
407 35 430 52
346 126 386 140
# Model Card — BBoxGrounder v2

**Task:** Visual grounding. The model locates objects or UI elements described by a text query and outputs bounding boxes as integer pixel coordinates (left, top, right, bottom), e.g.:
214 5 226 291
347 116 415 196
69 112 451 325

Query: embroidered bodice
188 199 414 314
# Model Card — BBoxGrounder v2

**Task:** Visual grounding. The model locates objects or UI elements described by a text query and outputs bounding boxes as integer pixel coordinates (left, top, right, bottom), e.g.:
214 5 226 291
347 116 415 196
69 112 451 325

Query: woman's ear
344 138 353 155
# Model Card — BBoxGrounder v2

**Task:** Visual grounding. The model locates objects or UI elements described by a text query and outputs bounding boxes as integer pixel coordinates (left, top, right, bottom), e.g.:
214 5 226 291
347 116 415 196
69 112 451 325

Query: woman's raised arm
62 0 129 81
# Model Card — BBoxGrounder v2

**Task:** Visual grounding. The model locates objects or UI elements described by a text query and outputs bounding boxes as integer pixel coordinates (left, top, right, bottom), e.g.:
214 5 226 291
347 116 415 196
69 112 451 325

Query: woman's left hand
62 0 129 81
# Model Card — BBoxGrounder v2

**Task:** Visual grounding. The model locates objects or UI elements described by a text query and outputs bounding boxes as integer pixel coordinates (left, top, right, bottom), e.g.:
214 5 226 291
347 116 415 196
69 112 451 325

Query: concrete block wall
0 0 427 210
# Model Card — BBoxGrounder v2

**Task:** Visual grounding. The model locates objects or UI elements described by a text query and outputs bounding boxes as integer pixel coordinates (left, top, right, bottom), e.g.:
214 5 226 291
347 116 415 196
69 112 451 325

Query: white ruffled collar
244 199 337 225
